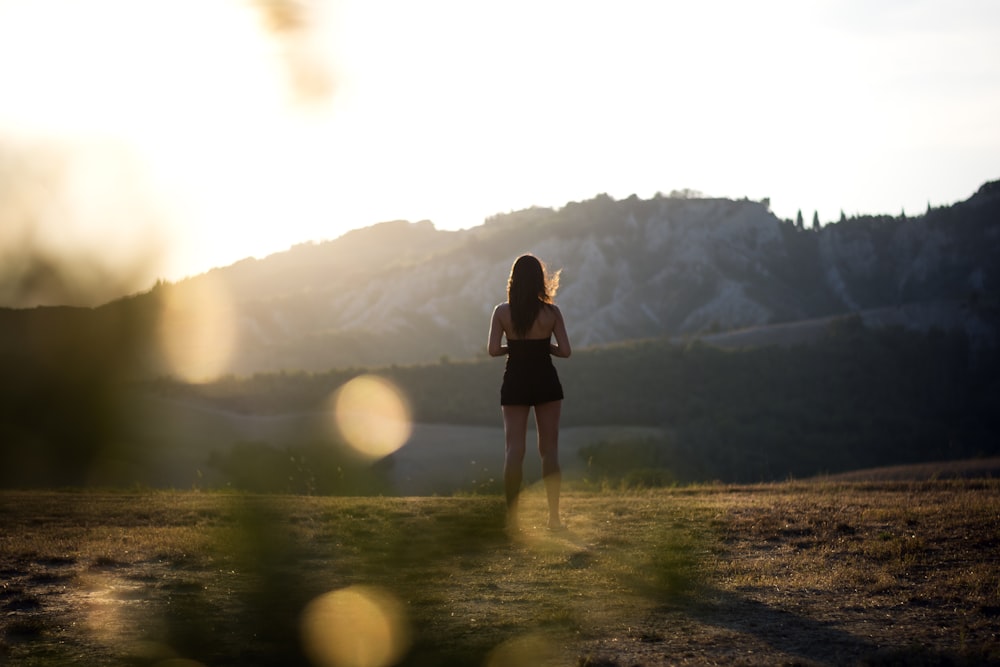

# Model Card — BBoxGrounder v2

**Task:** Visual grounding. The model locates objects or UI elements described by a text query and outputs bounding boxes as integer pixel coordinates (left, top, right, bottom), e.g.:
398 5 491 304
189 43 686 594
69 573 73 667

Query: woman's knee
505 439 526 461
537 437 558 459
540 455 560 476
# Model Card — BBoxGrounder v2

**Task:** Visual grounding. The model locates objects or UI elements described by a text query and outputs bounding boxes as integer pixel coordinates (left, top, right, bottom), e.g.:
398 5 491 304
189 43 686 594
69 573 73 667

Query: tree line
145 318 998 486
2 299 996 489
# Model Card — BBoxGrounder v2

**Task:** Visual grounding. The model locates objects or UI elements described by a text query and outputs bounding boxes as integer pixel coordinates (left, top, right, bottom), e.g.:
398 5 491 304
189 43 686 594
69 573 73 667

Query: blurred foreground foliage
0 297 160 487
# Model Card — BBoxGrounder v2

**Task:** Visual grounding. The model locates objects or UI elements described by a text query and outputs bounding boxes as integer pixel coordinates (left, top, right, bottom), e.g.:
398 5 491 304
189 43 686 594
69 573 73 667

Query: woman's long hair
507 254 560 337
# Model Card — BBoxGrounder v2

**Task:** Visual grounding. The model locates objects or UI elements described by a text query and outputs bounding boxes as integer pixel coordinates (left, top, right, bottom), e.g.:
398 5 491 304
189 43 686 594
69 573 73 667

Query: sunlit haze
1 0 998 304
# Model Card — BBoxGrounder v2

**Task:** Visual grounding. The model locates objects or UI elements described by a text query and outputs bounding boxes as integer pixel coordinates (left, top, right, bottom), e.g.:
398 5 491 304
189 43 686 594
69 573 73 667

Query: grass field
1 480 998 666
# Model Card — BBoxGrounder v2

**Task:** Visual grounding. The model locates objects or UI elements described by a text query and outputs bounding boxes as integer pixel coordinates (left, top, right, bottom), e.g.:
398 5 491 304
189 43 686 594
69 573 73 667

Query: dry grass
1 481 998 666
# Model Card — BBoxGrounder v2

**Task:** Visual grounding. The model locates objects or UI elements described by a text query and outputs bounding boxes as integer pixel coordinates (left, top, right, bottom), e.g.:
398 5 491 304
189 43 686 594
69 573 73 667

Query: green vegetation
140 322 998 488
2 182 998 490
206 441 393 496
1 481 997 665
2 314 996 490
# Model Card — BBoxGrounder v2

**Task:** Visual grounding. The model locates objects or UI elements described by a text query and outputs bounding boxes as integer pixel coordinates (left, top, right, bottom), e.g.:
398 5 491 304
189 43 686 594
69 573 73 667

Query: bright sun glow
0 0 337 289
0 1 282 138
1 0 998 306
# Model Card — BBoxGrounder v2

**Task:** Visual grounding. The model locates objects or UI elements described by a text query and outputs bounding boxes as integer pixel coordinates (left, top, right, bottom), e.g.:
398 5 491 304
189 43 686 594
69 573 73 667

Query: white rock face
680 280 771 333
178 189 998 373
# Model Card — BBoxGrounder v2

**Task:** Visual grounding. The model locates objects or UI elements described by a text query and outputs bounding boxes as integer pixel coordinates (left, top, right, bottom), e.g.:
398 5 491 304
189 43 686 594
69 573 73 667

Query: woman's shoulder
492 302 512 323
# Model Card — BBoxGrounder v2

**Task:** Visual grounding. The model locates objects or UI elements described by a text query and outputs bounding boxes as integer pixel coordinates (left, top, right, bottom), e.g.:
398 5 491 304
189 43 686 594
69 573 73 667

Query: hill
153 181 1000 374
7 181 996 378
136 321 998 489
3 316 996 490
2 181 998 379
817 456 1000 482
1 181 998 489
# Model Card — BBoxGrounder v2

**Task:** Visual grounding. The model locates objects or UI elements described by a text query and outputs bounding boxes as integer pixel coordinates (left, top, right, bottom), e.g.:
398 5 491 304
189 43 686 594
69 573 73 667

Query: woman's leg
534 400 563 528
502 405 530 529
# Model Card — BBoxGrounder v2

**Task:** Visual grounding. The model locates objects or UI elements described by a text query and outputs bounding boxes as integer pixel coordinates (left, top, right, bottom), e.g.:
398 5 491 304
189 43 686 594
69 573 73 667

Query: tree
669 188 704 199
795 210 804 230
812 211 820 230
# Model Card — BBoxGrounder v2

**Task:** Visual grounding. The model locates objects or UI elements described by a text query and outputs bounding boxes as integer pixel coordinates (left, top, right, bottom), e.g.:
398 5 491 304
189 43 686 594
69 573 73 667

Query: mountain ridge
2 181 998 488
2 180 998 379
162 181 999 374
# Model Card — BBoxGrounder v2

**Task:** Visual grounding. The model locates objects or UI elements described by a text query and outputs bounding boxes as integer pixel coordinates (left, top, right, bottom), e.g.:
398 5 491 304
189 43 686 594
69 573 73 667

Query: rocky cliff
5 182 997 378
160 182 998 375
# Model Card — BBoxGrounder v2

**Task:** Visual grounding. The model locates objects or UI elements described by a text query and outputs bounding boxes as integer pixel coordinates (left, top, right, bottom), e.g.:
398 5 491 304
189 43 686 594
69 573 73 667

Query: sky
1 0 999 304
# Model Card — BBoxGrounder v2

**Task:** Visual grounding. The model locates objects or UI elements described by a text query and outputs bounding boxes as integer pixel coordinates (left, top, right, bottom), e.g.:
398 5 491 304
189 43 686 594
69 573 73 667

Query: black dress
500 338 564 406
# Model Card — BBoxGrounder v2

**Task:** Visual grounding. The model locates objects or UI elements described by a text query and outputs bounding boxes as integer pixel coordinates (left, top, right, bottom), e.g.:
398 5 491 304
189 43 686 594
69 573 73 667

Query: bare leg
534 400 563 528
502 405 530 530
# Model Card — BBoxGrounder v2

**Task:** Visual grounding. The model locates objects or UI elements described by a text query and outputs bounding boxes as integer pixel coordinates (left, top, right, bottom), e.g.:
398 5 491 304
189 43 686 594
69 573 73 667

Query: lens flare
328 375 412 460
156 276 237 383
300 585 411 667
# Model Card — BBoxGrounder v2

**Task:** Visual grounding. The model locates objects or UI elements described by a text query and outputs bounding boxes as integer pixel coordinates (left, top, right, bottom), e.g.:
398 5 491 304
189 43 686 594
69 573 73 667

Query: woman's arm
487 304 508 357
550 306 571 358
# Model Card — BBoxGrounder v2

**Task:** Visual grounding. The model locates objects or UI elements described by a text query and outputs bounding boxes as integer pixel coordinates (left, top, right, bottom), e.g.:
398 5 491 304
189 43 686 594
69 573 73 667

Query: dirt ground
1 481 998 666
570 481 1000 666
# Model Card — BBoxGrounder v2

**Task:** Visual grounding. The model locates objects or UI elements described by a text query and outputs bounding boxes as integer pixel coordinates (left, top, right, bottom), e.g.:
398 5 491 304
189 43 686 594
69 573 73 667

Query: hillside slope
2 182 999 489
158 181 1000 374
3 181 997 378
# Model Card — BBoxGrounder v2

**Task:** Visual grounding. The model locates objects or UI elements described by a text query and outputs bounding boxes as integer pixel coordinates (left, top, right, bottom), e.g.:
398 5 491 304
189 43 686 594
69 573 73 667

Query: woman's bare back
489 303 571 358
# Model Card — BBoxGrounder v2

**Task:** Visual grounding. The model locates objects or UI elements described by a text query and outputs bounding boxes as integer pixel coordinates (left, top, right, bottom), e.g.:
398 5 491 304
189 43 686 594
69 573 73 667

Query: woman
488 254 571 532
